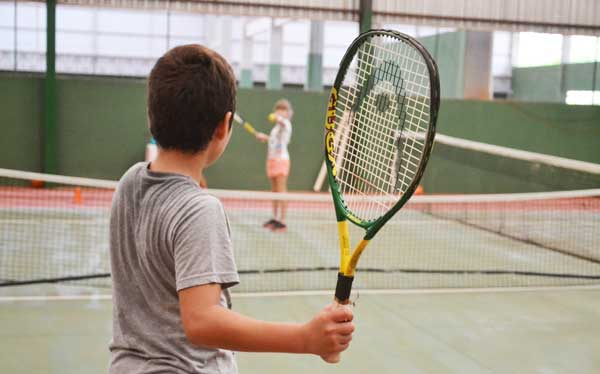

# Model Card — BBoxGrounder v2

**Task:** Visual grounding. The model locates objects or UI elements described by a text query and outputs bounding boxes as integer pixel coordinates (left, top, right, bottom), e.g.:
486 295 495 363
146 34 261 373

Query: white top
267 116 292 160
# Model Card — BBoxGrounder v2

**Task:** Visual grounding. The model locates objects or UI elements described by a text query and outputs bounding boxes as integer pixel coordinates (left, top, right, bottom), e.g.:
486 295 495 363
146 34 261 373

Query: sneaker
270 220 287 232
263 219 277 228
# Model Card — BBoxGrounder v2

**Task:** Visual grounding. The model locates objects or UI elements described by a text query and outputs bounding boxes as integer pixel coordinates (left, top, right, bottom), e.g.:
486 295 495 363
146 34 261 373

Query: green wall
0 74 43 171
0 73 148 179
1 72 599 193
425 143 599 194
512 62 600 103
423 99 600 193
432 100 600 162
419 31 466 99
0 73 329 190
57 76 148 179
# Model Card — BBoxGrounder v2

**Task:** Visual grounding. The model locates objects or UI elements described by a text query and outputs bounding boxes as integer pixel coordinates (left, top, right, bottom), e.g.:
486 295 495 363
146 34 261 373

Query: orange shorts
266 158 290 178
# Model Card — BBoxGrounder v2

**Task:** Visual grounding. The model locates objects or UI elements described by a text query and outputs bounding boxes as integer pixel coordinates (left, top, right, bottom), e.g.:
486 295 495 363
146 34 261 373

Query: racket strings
350 97 407 192
333 34 432 221
387 41 430 195
338 43 399 207
340 45 401 201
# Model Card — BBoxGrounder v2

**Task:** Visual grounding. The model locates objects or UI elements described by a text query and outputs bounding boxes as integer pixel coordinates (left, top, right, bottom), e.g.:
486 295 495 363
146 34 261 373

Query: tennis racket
233 112 258 135
323 29 439 362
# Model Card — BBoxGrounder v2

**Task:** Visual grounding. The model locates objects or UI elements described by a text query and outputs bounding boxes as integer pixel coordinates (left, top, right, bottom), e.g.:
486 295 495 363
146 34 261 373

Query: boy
254 100 293 231
109 44 353 373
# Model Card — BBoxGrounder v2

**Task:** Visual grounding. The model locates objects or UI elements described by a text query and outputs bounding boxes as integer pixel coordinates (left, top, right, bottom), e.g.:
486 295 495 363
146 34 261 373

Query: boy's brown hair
148 44 236 153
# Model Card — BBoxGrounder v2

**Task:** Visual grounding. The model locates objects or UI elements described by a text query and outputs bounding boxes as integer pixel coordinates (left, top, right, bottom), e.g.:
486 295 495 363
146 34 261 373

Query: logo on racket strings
325 89 338 176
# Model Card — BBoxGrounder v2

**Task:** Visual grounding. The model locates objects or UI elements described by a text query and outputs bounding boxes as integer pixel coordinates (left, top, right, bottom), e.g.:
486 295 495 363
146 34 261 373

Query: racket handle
321 273 354 363
243 122 256 135
334 272 354 304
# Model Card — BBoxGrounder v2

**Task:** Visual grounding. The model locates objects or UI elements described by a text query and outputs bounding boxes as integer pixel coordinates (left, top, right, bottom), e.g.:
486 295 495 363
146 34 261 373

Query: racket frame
324 29 440 301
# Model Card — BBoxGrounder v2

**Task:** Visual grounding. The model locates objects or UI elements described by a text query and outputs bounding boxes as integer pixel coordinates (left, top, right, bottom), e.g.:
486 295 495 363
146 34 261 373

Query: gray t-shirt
109 162 240 374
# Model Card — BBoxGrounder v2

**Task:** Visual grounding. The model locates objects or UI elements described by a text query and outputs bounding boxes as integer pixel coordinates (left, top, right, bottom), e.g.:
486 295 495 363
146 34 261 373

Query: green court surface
1 287 599 374
1 184 599 373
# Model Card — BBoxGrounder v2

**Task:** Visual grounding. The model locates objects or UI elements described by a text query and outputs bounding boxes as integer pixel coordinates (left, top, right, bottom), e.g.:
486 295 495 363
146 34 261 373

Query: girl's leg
269 176 279 220
273 175 288 223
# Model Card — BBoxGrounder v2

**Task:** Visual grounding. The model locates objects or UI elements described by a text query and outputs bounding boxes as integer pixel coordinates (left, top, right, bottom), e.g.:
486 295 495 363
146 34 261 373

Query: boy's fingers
330 306 353 322
336 334 353 345
334 321 355 335
332 341 350 354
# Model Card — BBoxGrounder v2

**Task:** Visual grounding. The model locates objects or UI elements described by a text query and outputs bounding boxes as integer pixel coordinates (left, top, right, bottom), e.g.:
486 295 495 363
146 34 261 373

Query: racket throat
337 221 352 271
336 222 354 303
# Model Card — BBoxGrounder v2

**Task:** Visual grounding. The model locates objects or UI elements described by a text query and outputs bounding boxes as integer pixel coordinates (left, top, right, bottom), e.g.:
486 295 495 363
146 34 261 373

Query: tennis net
1 167 599 292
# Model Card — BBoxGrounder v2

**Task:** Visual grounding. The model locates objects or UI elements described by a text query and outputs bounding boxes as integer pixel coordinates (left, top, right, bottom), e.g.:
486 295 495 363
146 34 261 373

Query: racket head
324 29 440 235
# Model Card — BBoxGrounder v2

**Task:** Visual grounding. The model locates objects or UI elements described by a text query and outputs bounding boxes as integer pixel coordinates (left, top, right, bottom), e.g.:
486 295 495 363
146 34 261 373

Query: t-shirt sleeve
278 118 292 132
277 119 292 145
172 195 239 291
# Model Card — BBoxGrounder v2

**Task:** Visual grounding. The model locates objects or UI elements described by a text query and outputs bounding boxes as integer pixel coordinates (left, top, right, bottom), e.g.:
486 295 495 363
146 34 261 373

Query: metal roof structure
41 0 600 35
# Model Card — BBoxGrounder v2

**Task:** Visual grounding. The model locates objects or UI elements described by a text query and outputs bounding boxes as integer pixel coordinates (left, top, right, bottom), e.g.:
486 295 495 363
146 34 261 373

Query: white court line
231 285 600 298
2 285 600 302
0 294 112 302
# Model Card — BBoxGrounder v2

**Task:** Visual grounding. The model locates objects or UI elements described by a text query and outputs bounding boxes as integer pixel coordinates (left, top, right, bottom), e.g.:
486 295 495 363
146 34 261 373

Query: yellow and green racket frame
324 29 440 304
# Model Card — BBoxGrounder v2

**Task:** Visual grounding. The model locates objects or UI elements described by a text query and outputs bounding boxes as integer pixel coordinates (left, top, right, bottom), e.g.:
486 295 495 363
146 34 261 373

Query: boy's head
273 99 293 120
148 44 236 154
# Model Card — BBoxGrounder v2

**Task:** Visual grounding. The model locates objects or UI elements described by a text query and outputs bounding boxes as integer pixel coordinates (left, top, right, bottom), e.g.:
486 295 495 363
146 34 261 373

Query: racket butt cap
334 273 354 303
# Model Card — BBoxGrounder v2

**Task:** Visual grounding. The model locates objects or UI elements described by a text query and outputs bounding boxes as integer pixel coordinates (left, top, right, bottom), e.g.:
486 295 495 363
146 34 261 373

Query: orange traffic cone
73 187 83 204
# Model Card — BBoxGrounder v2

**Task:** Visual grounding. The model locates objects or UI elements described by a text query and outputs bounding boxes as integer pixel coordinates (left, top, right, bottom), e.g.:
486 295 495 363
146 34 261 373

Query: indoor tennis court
1 1 600 373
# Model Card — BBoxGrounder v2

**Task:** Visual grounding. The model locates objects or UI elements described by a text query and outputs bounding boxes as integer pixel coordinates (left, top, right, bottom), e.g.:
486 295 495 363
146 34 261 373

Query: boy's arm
179 283 354 358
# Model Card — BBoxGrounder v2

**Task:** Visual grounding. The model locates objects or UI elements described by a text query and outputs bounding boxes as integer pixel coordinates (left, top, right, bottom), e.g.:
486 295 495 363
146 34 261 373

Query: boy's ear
214 112 233 140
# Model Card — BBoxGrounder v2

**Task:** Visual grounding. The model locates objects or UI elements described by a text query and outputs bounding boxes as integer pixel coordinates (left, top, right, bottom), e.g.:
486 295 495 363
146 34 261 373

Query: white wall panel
374 0 600 35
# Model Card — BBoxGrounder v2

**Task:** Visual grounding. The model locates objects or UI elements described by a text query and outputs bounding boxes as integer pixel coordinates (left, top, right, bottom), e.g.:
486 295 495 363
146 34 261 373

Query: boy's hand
255 132 269 142
302 303 354 362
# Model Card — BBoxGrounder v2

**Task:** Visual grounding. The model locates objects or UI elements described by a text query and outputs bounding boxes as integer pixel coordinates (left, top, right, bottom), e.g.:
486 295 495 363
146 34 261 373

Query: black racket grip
334 273 354 303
